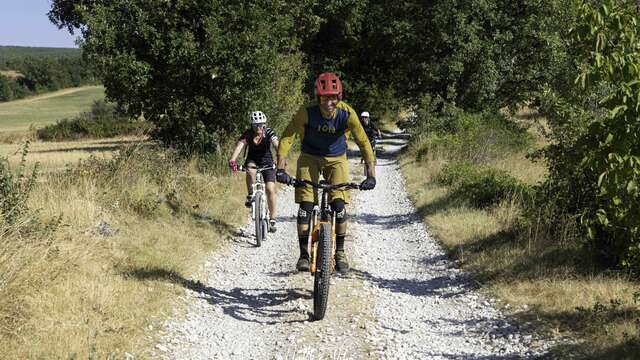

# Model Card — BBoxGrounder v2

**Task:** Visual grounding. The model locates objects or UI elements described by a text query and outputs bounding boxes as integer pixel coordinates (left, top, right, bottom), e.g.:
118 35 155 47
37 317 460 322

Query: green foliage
303 0 571 114
0 47 96 102
50 0 309 154
540 0 640 269
438 161 533 208
0 46 81 66
410 108 532 163
0 142 39 224
36 100 151 141
0 75 14 101
0 59 96 102
20 57 95 90
49 0 570 149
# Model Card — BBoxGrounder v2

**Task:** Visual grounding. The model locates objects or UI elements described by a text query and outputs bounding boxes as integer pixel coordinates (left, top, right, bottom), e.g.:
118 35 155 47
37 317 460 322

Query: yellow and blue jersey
278 101 375 164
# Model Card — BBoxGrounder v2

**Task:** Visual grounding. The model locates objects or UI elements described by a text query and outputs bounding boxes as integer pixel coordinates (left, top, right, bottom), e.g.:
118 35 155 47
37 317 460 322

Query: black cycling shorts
244 160 276 183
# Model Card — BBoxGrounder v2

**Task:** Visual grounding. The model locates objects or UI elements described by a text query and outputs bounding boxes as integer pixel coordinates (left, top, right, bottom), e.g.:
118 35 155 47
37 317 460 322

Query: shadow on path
122 266 313 324
348 267 470 299
354 211 420 226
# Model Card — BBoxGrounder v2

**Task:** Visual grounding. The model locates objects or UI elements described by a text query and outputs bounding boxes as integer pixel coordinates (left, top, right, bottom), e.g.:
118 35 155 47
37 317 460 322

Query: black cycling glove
360 176 376 190
276 169 292 185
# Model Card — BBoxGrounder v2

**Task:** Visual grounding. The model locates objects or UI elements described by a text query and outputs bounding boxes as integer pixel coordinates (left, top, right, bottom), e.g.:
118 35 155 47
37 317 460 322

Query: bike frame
308 184 337 273
240 164 274 244
294 179 359 274
286 178 359 320
240 164 273 220
251 171 267 221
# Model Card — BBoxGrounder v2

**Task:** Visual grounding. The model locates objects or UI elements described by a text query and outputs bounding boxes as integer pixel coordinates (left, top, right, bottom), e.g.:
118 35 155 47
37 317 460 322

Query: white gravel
153 131 554 359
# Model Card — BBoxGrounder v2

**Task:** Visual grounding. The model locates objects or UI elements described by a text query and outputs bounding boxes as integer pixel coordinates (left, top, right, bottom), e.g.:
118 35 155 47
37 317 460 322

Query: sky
0 0 79 48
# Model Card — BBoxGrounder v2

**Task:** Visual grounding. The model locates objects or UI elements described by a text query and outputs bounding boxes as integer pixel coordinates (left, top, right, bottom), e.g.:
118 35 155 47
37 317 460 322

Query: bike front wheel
254 194 264 247
313 223 333 320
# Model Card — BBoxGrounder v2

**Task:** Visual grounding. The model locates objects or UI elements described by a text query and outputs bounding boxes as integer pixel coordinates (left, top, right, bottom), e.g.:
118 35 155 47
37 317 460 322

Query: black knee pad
297 201 314 224
330 199 347 224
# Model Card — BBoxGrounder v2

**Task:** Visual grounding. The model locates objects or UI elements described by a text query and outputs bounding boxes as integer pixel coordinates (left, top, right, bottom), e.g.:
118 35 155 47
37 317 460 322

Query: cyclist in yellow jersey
276 72 376 273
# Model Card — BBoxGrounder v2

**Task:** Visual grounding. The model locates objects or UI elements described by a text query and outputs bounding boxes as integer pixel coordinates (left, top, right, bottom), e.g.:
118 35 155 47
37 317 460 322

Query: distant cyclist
229 111 279 232
360 111 382 163
276 72 376 273
360 111 382 144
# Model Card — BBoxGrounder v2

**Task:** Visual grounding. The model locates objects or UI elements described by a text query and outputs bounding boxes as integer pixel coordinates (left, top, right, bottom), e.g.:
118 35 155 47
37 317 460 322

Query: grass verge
0 86 105 131
399 110 640 358
0 137 146 171
0 142 247 358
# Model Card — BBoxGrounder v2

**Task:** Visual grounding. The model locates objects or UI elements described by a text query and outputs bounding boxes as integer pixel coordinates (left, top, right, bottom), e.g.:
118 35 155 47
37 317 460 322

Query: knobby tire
313 223 332 320
254 194 263 247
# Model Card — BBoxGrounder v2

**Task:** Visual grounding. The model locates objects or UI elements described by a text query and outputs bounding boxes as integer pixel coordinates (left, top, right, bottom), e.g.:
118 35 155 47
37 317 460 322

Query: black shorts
244 160 276 183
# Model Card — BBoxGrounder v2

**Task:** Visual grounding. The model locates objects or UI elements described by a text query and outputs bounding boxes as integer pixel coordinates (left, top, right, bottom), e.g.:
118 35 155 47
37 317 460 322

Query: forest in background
0 46 96 101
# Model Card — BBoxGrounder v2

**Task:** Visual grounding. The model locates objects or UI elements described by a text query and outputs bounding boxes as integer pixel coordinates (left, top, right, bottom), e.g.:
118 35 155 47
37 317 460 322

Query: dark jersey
238 127 278 166
363 121 380 141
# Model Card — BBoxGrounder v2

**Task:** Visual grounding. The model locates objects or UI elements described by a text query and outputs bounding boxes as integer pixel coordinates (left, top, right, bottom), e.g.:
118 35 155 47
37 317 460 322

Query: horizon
0 44 79 50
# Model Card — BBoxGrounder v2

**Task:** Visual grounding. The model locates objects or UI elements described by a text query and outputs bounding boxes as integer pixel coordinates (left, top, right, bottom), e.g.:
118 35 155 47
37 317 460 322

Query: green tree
540 0 640 269
50 0 312 153
302 0 571 115
0 75 14 101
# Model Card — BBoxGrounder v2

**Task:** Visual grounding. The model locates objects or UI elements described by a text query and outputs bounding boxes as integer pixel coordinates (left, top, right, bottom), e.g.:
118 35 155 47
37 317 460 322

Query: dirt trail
0 85 102 106
154 131 552 359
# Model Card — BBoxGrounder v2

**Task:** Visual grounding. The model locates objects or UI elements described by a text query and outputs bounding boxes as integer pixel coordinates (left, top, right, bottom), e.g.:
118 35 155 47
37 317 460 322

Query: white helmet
249 111 267 125
360 111 370 118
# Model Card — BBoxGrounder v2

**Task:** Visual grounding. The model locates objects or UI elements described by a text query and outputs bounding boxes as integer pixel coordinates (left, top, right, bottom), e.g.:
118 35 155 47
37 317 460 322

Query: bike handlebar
238 164 276 172
291 178 360 190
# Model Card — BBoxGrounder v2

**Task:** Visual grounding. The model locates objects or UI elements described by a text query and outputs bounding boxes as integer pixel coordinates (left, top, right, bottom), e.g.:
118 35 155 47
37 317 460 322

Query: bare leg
266 181 277 219
245 169 256 195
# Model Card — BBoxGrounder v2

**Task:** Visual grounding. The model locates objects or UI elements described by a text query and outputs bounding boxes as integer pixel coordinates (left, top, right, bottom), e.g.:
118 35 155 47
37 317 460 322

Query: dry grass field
0 137 145 170
0 89 252 358
0 140 249 358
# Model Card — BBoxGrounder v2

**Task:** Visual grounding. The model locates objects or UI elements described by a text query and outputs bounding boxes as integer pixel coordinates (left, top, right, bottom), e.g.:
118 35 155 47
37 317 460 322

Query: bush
411 109 533 163
0 142 39 224
438 161 533 208
538 1 640 270
37 100 151 141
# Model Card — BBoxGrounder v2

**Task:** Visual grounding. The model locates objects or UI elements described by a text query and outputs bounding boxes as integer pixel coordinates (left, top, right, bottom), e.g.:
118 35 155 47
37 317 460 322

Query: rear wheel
254 194 264 247
313 223 333 320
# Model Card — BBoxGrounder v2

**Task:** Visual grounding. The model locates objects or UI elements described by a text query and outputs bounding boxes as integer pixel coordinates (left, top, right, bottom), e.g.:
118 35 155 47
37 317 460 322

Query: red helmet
314 72 343 99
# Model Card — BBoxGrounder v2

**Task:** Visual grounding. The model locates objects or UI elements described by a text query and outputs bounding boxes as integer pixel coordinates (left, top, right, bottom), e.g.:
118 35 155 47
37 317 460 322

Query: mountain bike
287 178 359 320
240 164 274 247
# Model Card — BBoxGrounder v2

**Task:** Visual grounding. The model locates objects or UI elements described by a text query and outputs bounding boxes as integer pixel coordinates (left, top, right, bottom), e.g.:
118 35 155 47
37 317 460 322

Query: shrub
438 161 533 208
0 142 39 224
411 109 533 163
36 100 151 141
539 0 640 270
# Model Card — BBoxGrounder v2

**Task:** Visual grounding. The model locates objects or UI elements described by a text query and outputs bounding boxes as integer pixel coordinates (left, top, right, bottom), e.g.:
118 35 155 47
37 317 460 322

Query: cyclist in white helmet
228 111 280 231
360 111 381 141
359 111 381 165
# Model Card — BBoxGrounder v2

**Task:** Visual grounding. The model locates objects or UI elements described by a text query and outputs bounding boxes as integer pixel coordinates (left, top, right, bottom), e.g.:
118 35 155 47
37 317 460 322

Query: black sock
298 236 309 259
336 234 346 252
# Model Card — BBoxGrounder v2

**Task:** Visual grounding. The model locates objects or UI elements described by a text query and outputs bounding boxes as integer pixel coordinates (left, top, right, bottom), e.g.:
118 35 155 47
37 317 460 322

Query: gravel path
153 131 553 359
